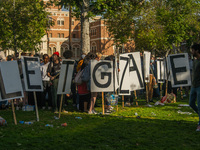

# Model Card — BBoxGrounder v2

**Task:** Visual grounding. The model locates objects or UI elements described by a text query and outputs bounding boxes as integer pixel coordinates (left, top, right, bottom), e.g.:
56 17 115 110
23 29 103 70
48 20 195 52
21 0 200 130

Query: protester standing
88 52 102 114
47 52 66 113
77 54 91 112
40 54 52 110
63 50 77 107
189 44 200 131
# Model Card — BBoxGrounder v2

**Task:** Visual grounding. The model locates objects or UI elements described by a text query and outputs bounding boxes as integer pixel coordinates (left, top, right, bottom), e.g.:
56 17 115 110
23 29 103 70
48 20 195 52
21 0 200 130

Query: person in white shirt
40 54 52 110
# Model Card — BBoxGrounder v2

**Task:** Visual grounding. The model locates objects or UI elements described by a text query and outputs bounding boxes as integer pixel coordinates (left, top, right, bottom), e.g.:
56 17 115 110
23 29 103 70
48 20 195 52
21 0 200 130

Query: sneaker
183 94 187 97
62 110 68 113
109 106 114 110
16 106 19 110
125 102 131 107
105 109 111 113
196 125 200 131
88 111 93 114
92 110 97 114
54 111 58 114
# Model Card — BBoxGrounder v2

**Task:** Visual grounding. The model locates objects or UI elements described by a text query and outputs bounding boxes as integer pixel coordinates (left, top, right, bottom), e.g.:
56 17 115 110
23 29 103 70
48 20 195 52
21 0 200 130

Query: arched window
53 47 56 53
91 42 97 53
72 44 81 59
61 47 64 56
48 47 52 55
57 18 64 26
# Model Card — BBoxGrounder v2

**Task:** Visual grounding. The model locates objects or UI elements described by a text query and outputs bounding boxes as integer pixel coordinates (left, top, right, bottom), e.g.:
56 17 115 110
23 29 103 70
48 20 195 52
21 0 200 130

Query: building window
48 47 51 55
61 33 64 38
65 14 68 16
58 33 60 38
90 29 96 36
53 47 56 53
94 29 96 35
61 47 64 56
77 48 80 58
49 33 52 38
41 42 43 49
72 20 74 25
91 42 97 53
53 13 56 16
57 18 64 26
57 20 60 25
73 34 76 38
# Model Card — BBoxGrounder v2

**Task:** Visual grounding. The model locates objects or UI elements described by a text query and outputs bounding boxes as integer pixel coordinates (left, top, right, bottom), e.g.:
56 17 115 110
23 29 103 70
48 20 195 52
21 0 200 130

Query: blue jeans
189 87 200 120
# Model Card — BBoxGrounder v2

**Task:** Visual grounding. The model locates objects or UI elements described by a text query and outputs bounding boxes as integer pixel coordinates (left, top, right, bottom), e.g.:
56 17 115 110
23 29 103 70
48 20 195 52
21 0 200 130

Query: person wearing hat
47 51 66 113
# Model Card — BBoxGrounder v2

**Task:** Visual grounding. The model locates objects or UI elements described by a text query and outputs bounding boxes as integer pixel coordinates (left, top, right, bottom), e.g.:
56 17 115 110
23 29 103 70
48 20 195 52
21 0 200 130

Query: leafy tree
0 0 52 53
134 0 170 56
103 0 145 50
134 0 200 55
156 0 200 53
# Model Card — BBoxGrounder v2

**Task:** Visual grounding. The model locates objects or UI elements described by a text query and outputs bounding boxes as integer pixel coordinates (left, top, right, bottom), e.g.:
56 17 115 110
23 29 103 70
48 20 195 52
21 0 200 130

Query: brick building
38 1 135 59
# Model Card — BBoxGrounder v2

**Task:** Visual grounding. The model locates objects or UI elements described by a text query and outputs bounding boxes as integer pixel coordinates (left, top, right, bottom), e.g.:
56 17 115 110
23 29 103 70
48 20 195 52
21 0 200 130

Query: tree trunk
81 0 90 54
69 5 72 51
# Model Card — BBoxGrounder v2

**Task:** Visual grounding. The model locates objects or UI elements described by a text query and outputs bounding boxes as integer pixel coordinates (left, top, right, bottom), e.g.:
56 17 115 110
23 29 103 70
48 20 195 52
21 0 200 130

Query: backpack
81 65 90 82
74 69 84 85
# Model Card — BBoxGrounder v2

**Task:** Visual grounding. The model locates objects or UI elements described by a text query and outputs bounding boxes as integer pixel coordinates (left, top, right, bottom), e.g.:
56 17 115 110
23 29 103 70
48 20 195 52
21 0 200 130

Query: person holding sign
47 52 65 113
63 50 77 107
77 53 91 112
189 44 200 131
88 52 102 114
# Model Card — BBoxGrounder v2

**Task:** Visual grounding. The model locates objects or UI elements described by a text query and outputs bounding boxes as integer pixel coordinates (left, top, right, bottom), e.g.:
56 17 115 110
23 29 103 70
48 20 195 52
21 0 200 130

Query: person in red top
77 58 90 112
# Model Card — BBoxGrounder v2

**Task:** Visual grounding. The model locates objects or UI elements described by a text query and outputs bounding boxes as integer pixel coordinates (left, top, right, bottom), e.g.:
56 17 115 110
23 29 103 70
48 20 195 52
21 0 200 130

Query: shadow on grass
0 108 200 150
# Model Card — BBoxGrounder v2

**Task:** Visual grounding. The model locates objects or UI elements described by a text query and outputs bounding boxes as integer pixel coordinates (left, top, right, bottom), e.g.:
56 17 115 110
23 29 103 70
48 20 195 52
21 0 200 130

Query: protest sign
167 53 191 87
128 52 144 91
0 61 24 101
119 54 130 95
157 58 167 83
57 59 75 94
114 56 119 91
91 60 114 92
143 51 151 82
21 56 43 92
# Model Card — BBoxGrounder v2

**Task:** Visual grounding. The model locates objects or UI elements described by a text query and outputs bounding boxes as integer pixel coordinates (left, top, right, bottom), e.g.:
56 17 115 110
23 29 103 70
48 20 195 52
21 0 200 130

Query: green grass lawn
0 95 200 150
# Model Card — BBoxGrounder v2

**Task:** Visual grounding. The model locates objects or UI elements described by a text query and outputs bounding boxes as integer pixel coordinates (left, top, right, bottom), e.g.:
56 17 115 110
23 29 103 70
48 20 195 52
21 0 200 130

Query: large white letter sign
91 60 114 92
156 58 167 83
114 57 119 91
0 61 24 101
143 51 151 83
21 56 43 91
119 54 130 95
128 52 144 91
57 60 75 94
167 53 191 87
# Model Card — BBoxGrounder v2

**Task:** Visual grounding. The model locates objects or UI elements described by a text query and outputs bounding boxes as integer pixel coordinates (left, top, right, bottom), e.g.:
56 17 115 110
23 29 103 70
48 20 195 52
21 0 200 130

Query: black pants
79 93 90 111
41 81 52 107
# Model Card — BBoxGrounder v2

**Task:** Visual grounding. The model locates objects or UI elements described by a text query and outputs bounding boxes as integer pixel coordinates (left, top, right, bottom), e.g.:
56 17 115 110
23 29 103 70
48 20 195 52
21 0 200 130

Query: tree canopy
135 0 200 55
0 0 52 53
